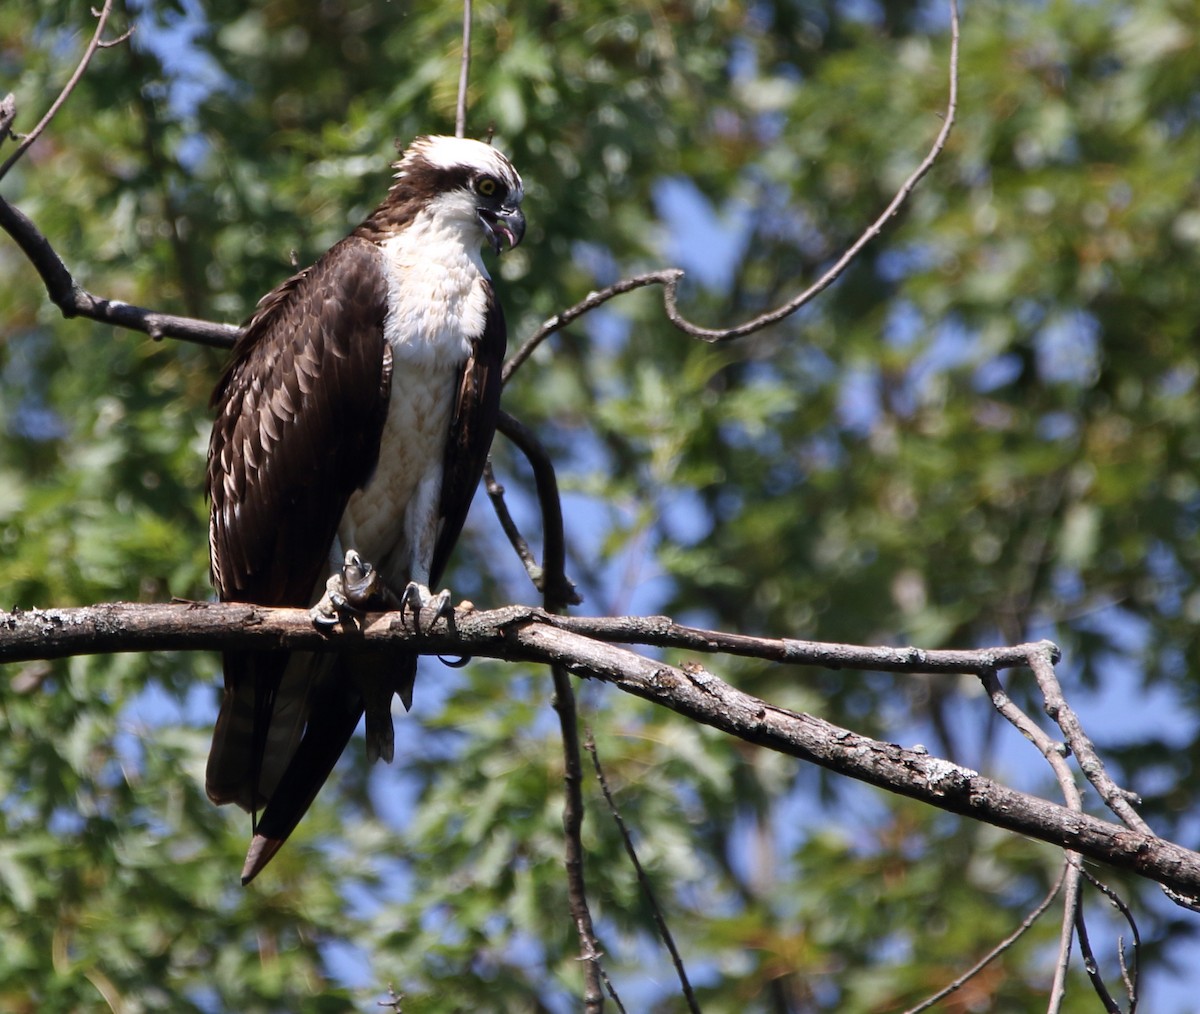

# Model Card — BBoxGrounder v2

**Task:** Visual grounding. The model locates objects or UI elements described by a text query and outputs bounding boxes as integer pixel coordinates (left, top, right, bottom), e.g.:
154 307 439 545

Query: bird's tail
239 652 418 885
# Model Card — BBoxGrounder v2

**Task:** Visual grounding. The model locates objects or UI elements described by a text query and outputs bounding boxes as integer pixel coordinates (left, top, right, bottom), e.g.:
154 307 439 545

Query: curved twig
1074 894 1123 1014
503 0 960 383
980 663 1083 1013
0 194 240 348
903 862 1068 1014
1080 870 1140 1012
495 411 581 607
0 0 129 182
585 730 700 1013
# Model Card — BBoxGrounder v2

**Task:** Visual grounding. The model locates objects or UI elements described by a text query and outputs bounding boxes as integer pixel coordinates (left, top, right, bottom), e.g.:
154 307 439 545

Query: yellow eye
476 176 498 197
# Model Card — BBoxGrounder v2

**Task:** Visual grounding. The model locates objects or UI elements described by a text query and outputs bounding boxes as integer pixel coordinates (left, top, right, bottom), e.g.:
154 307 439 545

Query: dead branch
981 665 1084 1012
495 408 605 1006
501 0 959 388
4 600 1200 901
0 193 240 347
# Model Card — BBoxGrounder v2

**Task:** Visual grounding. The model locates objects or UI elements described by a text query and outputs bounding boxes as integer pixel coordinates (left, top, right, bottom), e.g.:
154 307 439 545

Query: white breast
339 209 491 588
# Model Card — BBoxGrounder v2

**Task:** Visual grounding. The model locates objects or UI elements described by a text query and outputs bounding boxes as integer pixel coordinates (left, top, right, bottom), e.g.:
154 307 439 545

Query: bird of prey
205 135 525 883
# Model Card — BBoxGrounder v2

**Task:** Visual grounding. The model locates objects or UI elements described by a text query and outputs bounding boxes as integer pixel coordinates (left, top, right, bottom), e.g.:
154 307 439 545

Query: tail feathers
239 664 364 884
356 652 418 765
205 651 323 812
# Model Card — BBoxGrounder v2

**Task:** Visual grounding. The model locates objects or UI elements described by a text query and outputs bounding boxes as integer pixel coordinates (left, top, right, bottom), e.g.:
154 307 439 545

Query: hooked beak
478 204 526 255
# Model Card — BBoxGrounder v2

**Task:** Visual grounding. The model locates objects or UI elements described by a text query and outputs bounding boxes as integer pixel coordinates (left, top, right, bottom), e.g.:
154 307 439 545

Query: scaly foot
310 550 385 628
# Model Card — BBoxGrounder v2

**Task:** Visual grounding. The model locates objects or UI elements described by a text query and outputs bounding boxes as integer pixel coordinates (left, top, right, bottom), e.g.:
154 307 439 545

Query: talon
310 550 386 628
342 551 383 602
400 581 453 633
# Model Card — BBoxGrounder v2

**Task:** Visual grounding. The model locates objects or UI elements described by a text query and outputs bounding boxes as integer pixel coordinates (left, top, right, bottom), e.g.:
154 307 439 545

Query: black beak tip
480 207 525 255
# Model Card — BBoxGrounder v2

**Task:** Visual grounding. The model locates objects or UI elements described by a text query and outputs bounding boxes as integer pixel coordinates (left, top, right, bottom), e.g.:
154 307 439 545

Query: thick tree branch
0 600 1051 674
5 600 1200 901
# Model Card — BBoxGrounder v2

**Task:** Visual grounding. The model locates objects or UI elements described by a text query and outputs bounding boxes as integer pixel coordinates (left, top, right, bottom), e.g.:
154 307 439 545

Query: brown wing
208 235 393 607
430 279 507 587
205 237 391 813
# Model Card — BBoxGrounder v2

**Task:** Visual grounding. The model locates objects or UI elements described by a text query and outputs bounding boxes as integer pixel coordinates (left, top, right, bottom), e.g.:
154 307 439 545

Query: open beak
478 204 526 255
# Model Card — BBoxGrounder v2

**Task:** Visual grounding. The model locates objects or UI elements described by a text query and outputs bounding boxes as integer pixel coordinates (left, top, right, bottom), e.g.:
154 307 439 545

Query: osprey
205 135 525 884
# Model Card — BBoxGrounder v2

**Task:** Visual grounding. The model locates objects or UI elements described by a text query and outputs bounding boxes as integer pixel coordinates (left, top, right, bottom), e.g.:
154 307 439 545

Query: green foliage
1 0 1198 1009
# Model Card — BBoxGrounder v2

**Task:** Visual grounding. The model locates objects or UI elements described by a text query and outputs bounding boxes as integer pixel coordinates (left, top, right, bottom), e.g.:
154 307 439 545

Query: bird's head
391 135 525 256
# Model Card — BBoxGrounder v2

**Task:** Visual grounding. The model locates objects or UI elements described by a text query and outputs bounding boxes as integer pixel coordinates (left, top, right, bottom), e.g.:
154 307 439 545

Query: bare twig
0 0 128 182
903 862 1068 1014
0 194 240 348
496 412 581 606
495 412 605 1007
1030 644 1156 837
455 0 472 139
1073 893 1124 1014
503 0 961 384
1081 870 1140 1012
1025 646 1149 1005
482 459 545 591
585 731 700 1014
503 271 680 385
980 665 1083 1013
553 656 606 1013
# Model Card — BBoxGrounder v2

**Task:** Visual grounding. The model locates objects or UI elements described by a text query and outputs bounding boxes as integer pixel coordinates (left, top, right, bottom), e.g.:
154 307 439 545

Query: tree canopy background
1 0 1199 1010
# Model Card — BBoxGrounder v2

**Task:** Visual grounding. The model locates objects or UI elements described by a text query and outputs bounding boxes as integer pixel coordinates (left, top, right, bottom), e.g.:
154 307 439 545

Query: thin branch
0 0 127 182
455 0 472 139
496 412 605 1007
1025 645 1151 1002
1031 645 1157 838
542 613 1057 674
980 665 1083 1013
553 657 606 1013
503 271 679 385
1081 870 1140 1012
496 411 581 606
0 193 240 348
585 731 700 1014
903 862 1068 1014
1074 891 1124 1014
7 601 1200 900
482 459 545 592
503 0 960 384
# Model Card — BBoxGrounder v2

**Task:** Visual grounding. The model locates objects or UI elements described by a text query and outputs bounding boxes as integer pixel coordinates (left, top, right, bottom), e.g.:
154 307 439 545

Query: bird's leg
311 550 386 628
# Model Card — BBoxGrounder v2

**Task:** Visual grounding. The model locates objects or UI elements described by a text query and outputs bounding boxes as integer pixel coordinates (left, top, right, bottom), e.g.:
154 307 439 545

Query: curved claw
310 550 386 628
400 582 453 633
